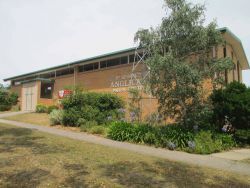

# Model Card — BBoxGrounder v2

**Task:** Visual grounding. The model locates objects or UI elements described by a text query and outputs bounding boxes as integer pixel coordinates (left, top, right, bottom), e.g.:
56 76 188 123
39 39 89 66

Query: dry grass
4 113 51 126
0 111 11 114
242 159 250 164
0 123 249 187
4 113 85 133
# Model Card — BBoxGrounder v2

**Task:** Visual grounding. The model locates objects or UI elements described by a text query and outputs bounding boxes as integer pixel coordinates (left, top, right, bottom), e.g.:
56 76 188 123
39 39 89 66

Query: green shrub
80 105 101 123
0 105 11 111
89 126 106 135
0 86 18 111
185 105 215 130
143 132 157 145
80 120 98 132
62 108 81 126
47 105 59 114
108 122 236 154
108 122 194 148
108 121 137 142
193 131 236 154
211 81 250 129
36 104 48 113
49 109 64 126
194 131 220 154
235 129 250 146
77 118 87 127
61 91 124 126
145 112 163 126
8 93 18 106
162 125 194 148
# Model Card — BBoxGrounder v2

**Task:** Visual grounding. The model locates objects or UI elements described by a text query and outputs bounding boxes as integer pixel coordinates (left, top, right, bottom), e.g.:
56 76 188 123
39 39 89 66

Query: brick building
4 28 249 117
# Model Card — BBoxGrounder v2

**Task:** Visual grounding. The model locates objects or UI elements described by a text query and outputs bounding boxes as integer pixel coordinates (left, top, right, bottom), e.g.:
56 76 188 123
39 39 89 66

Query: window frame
40 82 54 99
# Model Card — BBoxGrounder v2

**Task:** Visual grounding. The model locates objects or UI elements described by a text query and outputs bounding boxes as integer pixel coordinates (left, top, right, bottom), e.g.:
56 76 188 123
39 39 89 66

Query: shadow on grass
62 164 89 188
99 161 249 188
0 168 51 188
0 127 32 137
0 127 67 155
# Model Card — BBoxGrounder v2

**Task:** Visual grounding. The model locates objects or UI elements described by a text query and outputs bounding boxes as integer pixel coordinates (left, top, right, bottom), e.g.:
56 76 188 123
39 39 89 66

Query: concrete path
0 118 249 176
212 149 250 161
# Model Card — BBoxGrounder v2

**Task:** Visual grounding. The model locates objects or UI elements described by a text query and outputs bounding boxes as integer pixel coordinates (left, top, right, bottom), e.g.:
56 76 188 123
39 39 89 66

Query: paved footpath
0 114 249 176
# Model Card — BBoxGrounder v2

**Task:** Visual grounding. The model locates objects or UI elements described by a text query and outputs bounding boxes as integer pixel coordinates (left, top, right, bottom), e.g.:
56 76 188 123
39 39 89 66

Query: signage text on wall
110 72 144 93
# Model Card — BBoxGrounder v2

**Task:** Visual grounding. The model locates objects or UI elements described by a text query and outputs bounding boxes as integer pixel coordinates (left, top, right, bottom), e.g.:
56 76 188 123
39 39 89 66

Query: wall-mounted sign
58 90 72 99
110 72 144 93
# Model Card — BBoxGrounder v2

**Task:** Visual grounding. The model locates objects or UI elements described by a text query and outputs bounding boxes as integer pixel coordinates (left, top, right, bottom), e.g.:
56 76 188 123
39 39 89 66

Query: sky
0 0 249 86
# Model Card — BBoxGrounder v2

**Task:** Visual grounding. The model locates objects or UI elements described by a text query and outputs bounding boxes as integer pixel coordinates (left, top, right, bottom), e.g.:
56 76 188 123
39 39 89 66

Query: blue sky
0 0 249 86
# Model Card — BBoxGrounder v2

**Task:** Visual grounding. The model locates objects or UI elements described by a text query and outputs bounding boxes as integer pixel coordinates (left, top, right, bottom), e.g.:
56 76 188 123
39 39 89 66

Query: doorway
22 82 38 111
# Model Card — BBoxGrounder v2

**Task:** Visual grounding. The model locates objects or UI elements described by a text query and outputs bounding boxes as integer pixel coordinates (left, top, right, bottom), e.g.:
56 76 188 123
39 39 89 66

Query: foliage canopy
211 81 250 130
134 0 233 125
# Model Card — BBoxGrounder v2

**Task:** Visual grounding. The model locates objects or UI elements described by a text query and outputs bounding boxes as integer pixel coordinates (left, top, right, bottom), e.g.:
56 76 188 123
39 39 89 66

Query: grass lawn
3 112 90 133
0 123 249 187
3 113 51 126
242 159 250 164
0 111 12 114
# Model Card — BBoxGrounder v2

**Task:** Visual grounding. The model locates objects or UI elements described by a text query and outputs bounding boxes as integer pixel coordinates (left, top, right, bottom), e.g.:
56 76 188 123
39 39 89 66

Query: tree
211 82 250 130
0 84 18 111
134 0 233 126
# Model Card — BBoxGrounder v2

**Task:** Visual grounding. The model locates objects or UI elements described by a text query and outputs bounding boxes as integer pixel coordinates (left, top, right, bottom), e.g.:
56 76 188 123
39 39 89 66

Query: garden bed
3 113 249 155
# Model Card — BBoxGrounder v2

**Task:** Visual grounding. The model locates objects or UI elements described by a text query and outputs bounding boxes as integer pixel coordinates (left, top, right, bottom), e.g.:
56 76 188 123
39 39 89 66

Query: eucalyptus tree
134 0 233 125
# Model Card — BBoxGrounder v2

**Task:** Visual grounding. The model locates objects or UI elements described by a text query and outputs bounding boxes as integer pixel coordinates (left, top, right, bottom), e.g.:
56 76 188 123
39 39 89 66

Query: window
40 72 55 79
129 53 146 63
100 60 107 68
40 82 54 99
107 58 120 67
237 61 241 82
56 68 74 77
13 81 21 86
223 47 227 58
78 62 99 72
129 54 135 63
100 56 128 69
121 56 128 64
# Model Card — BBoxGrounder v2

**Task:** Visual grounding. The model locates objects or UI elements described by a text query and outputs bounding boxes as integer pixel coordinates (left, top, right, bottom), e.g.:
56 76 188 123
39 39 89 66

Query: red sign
58 90 72 99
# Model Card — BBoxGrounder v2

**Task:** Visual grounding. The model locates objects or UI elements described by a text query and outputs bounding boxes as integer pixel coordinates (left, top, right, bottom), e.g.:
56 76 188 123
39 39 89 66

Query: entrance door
22 82 37 111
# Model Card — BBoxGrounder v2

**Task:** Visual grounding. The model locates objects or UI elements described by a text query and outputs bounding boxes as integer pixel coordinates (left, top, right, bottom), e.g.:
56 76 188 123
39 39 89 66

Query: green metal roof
4 47 136 81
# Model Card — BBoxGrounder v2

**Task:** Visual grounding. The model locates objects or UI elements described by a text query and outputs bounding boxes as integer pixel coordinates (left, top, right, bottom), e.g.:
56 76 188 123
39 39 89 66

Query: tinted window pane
79 62 99 72
129 54 135 63
56 68 74 77
84 64 94 71
41 72 55 79
223 47 227 58
100 61 107 68
121 56 128 64
107 58 120 67
40 82 53 99
93 62 99 69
